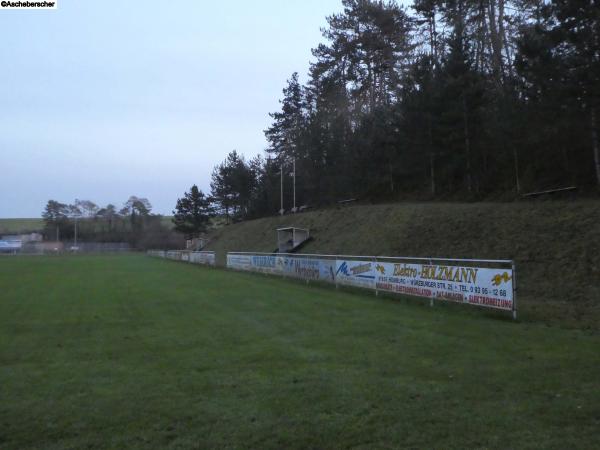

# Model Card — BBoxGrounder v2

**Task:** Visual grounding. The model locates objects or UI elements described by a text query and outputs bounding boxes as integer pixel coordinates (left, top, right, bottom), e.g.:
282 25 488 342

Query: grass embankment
1 254 598 449
0 217 175 235
0 218 44 234
204 201 600 329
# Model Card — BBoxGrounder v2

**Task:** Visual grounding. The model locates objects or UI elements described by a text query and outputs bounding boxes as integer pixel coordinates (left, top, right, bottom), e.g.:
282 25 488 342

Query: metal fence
227 252 517 319
147 250 216 267
1 242 132 255
71 242 131 252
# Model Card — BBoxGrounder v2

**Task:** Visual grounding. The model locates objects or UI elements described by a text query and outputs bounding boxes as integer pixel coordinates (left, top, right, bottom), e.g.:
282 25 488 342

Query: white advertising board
166 251 181 260
374 262 514 311
335 259 376 289
277 256 336 283
190 252 215 266
249 254 280 275
227 254 253 271
227 253 515 314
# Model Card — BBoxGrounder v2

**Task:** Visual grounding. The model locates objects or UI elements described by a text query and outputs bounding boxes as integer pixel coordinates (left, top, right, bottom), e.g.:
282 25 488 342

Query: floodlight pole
293 157 296 213
74 216 78 248
280 163 284 215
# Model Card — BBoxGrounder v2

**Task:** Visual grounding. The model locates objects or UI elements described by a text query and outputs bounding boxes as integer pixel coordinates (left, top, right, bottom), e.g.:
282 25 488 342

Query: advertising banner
277 256 336 283
374 262 513 311
227 254 253 271
250 254 280 275
166 251 181 260
190 252 215 266
335 259 376 289
225 253 515 314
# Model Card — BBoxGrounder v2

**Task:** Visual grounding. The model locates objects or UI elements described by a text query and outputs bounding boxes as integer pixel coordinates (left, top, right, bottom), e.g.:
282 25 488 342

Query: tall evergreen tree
212 0 598 220
172 185 213 239
265 72 305 163
210 151 256 221
42 200 69 240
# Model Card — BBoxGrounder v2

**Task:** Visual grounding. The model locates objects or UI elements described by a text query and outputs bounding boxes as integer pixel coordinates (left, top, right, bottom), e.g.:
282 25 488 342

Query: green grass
0 217 175 234
0 218 45 234
0 254 598 449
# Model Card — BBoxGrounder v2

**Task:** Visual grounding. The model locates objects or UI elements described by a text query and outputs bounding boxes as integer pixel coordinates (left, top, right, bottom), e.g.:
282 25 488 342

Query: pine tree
210 151 256 221
42 200 69 241
211 0 599 218
264 72 305 163
172 185 213 239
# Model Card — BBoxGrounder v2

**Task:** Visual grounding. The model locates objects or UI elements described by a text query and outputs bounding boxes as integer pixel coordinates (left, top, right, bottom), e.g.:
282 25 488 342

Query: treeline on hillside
41 197 183 249
209 0 599 221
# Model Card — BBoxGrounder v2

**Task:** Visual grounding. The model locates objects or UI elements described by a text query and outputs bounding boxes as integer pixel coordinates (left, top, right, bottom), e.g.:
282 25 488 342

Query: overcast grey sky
0 0 362 217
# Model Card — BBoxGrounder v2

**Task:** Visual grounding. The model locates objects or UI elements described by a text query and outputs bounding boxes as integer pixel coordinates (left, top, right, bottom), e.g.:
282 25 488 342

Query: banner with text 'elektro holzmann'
374 262 513 311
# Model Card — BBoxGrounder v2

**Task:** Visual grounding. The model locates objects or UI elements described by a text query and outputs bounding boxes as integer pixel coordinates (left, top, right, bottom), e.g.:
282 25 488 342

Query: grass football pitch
0 254 598 449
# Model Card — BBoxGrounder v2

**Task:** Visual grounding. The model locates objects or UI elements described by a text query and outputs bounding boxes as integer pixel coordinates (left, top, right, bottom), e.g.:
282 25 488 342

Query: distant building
21 233 43 243
1 233 42 242
0 233 43 253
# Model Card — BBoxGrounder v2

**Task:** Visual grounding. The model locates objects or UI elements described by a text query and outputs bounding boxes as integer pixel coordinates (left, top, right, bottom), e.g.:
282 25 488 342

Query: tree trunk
367 61 375 111
428 117 436 195
428 11 438 68
463 96 473 193
487 0 505 87
497 0 513 81
592 106 600 186
478 0 487 73
430 151 436 196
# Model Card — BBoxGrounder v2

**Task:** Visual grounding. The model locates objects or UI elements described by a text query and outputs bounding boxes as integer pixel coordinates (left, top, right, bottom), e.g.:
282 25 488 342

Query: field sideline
0 254 598 449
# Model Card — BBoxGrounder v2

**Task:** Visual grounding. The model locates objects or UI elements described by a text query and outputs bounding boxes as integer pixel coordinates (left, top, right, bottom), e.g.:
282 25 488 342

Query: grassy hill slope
0 216 175 235
0 218 45 234
204 201 600 329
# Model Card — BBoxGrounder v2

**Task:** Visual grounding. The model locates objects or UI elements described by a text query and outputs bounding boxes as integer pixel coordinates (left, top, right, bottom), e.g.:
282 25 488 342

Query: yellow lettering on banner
468 268 478 283
442 266 453 281
393 264 418 278
422 266 435 280
421 265 479 284
452 268 462 282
